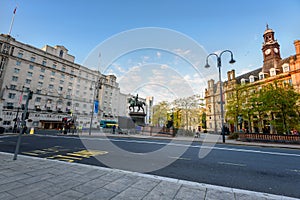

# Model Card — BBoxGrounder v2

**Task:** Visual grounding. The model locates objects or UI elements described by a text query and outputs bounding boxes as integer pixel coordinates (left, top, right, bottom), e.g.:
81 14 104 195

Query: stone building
205 25 300 133
0 34 133 130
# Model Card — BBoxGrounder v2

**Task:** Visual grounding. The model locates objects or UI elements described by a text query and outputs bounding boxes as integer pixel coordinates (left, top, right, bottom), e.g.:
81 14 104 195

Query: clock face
274 48 279 53
265 49 271 55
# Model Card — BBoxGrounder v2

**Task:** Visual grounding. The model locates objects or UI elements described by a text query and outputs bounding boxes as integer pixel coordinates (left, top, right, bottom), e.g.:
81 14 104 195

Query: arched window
59 50 64 58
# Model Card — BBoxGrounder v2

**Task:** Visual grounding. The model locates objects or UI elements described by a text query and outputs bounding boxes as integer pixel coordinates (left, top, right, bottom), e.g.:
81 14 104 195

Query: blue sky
1 0 300 102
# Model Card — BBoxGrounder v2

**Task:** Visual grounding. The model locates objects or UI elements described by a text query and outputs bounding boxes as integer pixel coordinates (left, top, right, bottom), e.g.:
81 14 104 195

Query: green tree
173 95 203 130
257 82 300 134
152 101 169 127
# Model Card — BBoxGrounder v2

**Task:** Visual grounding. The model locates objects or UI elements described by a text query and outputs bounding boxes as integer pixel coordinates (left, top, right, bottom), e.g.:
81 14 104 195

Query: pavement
0 132 299 199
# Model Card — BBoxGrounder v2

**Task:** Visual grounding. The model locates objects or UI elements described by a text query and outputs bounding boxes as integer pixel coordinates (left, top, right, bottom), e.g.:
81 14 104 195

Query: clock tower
262 24 281 73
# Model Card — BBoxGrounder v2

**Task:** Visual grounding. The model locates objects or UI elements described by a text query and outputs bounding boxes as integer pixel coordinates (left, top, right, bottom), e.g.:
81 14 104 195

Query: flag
13 7 17 14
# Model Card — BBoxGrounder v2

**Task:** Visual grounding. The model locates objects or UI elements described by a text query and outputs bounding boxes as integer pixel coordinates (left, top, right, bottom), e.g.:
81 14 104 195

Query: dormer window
259 72 264 80
241 78 246 85
59 50 64 58
249 75 255 83
270 68 276 76
282 63 290 73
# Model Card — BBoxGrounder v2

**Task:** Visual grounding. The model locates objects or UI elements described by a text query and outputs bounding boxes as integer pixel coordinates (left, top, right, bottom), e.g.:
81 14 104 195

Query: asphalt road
0 134 299 198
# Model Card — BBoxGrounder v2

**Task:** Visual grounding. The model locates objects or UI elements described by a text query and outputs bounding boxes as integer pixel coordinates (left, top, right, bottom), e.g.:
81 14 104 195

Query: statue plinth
129 112 146 126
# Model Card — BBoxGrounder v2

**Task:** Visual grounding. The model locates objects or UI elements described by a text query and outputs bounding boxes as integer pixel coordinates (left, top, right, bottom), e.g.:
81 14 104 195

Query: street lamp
89 76 104 135
204 50 235 143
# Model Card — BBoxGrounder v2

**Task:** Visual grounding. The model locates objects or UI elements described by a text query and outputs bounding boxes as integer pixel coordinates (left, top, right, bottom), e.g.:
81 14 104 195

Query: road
0 134 299 198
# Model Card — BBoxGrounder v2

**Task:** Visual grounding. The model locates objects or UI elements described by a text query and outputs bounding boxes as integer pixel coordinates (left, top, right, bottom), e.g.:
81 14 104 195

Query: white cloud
173 48 191 56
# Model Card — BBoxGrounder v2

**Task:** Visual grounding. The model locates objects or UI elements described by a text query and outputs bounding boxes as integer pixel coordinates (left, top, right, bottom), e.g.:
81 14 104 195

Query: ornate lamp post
204 50 235 143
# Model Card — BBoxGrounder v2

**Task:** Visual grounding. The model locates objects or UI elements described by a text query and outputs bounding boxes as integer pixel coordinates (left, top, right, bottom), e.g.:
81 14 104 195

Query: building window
50 78 55 82
270 68 276 76
60 80 64 84
29 64 34 70
249 75 255 83
30 57 36 62
16 61 21 66
25 79 31 84
52 64 57 69
27 72 33 77
12 76 18 82
18 52 23 58
10 85 16 90
51 71 55 76
7 102 14 107
39 75 44 80
35 97 41 102
59 50 64 58
14 68 20 74
8 93 16 99
282 63 290 73
61 74 65 79
38 82 43 87
241 78 246 85
48 84 54 89
289 79 292 86
40 68 45 73
58 86 63 91
62 66 66 72
36 89 42 94
42 60 47 66
259 72 264 80
71 70 74 74
68 82 73 86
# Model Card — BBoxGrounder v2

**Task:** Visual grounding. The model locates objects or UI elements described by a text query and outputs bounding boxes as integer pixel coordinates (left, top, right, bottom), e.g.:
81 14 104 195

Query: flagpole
8 7 17 36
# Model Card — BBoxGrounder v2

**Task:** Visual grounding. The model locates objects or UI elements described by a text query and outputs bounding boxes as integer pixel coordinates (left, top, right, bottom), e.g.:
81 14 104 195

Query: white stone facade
0 34 131 130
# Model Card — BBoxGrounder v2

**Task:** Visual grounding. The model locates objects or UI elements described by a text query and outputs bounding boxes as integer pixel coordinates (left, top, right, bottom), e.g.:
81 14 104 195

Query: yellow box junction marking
23 147 108 163
46 149 108 163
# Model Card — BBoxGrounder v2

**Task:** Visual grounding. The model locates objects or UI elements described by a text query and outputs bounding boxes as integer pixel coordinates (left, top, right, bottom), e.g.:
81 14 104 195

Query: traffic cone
29 127 34 135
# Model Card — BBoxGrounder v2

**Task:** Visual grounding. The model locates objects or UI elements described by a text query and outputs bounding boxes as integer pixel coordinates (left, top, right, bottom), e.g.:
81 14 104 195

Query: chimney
294 40 300 55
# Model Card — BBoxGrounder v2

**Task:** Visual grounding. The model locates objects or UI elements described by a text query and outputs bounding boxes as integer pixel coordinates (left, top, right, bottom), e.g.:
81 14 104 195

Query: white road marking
218 161 246 167
36 135 300 158
168 156 191 160
290 169 300 173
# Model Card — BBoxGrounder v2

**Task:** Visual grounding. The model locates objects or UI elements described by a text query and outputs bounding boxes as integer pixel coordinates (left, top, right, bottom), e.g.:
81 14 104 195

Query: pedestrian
112 125 116 134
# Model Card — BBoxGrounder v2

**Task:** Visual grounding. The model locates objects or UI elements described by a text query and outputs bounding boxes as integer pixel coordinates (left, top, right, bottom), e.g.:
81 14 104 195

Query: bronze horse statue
128 97 146 113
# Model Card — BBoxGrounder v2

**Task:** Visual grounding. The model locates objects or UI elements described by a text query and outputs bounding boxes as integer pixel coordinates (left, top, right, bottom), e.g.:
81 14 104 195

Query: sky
1 0 300 103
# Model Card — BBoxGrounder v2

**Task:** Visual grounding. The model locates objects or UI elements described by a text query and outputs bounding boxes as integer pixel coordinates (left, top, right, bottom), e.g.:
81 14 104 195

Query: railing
239 133 300 144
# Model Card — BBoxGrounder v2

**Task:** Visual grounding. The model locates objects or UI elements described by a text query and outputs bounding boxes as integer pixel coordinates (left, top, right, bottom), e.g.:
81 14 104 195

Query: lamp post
89 76 103 135
204 50 235 143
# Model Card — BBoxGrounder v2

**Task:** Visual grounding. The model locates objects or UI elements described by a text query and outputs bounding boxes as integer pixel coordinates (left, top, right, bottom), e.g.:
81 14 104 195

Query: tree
152 101 169 127
256 82 300 134
172 95 203 131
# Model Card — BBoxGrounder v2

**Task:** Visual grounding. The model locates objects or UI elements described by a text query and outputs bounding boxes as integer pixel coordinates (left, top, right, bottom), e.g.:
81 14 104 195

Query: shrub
228 132 239 139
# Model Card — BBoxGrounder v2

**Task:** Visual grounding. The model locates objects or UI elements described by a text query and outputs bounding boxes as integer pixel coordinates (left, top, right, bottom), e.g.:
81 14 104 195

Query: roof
235 67 262 84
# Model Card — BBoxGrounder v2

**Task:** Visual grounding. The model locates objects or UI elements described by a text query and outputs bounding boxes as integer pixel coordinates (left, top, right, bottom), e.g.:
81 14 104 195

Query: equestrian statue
128 94 146 113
